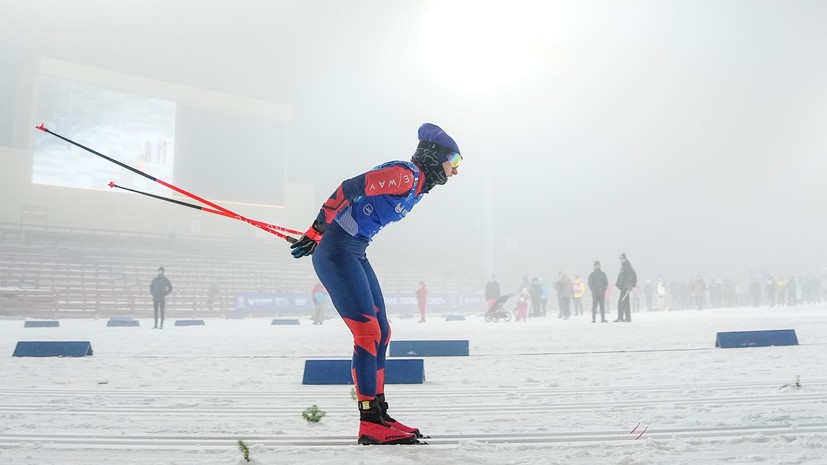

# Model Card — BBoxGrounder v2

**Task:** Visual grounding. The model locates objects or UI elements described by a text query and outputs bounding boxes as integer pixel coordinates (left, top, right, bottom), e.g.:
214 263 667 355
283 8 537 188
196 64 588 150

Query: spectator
588 261 609 323
670 279 682 310
776 277 787 306
572 274 586 316
643 278 654 311
723 279 737 307
709 278 722 308
206 284 220 312
485 275 500 310
615 253 637 322
416 281 428 322
693 275 706 310
515 290 529 322
605 277 613 314
787 276 798 306
149 266 173 329
750 280 762 307
656 276 668 311
312 282 328 325
539 278 549 316
519 276 533 315
765 275 776 307
631 286 641 313
530 278 542 318
555 271 574 320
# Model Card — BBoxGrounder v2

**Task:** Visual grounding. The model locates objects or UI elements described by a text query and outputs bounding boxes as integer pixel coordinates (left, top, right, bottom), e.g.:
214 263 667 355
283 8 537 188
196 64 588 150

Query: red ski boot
357 399 418 445
377 394 425 438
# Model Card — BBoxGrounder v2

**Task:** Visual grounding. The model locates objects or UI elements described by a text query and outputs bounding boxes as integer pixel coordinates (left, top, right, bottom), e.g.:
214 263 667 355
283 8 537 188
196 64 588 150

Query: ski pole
36 123 299 243
108 182 301 240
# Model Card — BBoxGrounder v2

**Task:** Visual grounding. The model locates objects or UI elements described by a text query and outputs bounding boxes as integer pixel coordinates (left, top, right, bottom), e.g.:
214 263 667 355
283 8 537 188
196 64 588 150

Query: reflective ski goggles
417 141 463 168
446 151 463 169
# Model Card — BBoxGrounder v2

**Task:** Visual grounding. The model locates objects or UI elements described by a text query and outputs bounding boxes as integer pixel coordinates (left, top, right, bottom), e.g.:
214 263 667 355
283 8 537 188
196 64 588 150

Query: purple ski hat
418 123 460 155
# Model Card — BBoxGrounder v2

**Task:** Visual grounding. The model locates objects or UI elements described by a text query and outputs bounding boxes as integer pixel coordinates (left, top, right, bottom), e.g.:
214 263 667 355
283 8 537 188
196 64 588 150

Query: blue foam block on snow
390 340 469 357
174 319 206 326
271 319 300 325
302 359 425 385
107 318 140 327
444 315 466 321
13 341 93 357
24 320 59 328
715 329 798 348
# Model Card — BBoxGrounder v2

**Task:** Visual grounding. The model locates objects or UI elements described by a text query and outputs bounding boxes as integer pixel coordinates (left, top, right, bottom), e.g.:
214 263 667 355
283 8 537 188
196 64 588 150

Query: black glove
290 226 323 258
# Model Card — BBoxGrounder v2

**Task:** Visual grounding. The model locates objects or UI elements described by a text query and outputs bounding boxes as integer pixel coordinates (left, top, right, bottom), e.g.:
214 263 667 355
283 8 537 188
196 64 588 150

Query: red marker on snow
629 423 648 440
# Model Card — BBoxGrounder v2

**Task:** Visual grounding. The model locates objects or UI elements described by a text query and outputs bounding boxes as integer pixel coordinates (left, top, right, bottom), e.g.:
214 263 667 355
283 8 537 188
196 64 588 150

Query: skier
289 123 462 445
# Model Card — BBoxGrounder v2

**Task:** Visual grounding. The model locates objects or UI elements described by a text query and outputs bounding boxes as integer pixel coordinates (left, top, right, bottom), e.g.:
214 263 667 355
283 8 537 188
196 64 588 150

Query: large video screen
173 104 286 206
33 76 176 196
32 77 286 206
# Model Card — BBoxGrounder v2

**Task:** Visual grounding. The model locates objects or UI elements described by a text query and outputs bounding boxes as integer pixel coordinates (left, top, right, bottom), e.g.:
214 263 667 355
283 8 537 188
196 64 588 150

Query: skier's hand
289 234 317 258
290 226 323 258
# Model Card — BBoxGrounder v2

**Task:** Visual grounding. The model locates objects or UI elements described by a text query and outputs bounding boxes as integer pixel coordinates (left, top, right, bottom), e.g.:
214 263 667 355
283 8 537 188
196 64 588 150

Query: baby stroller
485 294 513 322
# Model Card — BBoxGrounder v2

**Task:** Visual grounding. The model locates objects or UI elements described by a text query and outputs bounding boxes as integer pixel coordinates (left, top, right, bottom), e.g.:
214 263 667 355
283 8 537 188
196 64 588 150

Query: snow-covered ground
1 305 826 465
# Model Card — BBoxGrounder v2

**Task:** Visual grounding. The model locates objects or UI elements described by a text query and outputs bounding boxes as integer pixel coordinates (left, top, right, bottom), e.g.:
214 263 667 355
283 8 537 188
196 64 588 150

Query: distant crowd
485 257 826 323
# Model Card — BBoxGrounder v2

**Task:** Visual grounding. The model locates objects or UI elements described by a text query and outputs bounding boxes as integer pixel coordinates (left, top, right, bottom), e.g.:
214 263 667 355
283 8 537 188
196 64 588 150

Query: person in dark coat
149 266 173 329
485 275 501 310
588 261 609 323
615 253 637 322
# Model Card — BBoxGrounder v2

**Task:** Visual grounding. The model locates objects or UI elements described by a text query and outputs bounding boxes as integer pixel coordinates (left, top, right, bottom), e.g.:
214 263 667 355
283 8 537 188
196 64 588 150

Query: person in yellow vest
776 277 787 306
572 274 586 316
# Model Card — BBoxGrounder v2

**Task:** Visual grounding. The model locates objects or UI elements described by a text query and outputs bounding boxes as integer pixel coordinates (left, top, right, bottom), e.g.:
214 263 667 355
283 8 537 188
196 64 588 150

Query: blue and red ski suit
311 161 425 400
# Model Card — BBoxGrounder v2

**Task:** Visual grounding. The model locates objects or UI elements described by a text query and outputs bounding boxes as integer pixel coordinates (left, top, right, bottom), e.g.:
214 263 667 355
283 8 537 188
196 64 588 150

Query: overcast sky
2 0 826 285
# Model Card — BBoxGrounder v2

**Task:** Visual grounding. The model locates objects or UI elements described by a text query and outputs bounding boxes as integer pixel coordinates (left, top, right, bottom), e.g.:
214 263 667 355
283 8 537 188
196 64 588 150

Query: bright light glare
417 2 561 94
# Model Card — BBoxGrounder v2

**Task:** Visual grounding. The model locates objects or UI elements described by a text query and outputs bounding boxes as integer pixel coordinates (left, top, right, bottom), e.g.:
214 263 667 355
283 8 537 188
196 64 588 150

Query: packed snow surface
1 305 826 464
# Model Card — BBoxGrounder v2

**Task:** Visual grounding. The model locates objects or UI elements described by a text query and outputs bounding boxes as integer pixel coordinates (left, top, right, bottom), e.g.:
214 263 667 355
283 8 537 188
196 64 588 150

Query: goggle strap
417 140 455 154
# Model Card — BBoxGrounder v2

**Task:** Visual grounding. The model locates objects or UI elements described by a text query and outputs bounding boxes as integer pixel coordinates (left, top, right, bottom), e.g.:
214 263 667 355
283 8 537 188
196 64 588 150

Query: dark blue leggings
312 222 390 400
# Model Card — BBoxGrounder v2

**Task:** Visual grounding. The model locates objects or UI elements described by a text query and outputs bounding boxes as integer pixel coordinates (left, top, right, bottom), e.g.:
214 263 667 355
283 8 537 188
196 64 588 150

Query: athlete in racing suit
290 123 462 444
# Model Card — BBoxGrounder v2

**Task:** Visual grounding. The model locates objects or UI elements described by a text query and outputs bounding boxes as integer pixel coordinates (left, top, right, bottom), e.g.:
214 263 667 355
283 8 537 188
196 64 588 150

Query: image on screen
32 76 176 195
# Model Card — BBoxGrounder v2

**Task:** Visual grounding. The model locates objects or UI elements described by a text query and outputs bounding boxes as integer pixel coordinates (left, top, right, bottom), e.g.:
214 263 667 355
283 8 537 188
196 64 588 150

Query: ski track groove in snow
1 392 824 416
1 423 827 448
2 378 825 397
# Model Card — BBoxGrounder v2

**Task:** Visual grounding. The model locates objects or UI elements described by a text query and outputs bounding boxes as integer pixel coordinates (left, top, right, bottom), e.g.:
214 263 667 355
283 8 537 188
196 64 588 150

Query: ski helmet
411 123 461 193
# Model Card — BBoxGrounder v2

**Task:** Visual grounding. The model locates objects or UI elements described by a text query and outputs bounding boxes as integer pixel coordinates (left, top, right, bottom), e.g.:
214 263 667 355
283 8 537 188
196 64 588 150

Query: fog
2 0 826 287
